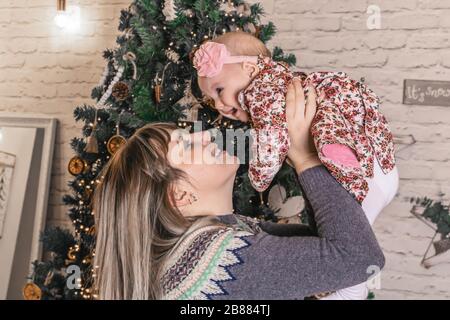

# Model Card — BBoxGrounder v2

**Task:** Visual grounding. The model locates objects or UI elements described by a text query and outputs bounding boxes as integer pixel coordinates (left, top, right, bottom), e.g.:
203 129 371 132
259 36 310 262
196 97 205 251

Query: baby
193 32 399 299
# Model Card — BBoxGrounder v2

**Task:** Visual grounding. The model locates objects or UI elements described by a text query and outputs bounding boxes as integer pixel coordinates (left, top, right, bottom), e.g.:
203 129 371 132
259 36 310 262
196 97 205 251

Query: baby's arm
246 79 291 192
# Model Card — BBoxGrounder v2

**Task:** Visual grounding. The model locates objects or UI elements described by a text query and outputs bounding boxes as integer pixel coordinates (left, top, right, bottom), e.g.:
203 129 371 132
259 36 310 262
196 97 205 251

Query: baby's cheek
322 144 360 168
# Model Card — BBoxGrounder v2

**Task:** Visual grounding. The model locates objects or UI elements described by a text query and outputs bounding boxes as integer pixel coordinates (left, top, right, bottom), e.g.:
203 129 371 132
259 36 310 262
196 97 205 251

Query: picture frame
0 113 57 299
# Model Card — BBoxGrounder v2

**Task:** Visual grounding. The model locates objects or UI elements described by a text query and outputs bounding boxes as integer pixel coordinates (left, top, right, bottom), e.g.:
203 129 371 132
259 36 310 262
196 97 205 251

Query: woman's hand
286 78 321 174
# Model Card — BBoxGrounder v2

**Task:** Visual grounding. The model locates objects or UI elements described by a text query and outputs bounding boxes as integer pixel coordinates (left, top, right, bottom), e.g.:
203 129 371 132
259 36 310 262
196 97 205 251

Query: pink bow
193 42 257 78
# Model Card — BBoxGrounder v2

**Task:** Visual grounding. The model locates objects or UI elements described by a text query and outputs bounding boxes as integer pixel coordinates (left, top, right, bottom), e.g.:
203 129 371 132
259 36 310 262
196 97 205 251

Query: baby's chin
223 108 249 123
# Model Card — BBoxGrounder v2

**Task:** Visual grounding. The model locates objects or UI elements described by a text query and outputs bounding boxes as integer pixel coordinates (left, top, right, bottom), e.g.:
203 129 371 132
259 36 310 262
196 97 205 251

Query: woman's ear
171 190 190 208
169 184 198 209
242 61 259 78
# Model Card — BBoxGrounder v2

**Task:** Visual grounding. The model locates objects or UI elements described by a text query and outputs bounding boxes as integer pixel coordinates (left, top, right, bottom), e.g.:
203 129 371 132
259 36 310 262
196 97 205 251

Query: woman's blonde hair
92 122 226 299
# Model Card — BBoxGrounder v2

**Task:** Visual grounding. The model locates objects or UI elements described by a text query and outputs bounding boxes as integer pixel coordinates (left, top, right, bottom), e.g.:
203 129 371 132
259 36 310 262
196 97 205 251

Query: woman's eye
183 139 192 149
177 135 191 149
216 88 223 96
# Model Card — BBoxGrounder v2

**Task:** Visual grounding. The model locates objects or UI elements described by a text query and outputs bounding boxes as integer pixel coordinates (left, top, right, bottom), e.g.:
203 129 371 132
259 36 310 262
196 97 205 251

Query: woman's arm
214 165 385 300
214 80 384 300
259 220 315 237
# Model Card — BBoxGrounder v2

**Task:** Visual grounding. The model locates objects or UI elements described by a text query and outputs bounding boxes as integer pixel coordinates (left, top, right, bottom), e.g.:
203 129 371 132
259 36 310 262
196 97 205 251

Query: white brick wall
257 0 450 299
1 0 449 299
0 0 130 229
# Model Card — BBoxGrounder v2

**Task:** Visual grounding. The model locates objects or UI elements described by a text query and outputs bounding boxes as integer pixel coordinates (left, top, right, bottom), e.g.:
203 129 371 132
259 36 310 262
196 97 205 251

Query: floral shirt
239 56 396 203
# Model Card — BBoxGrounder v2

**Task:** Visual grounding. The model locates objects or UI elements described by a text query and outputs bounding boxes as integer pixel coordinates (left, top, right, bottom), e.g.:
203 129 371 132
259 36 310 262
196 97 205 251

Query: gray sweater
161 165 385 300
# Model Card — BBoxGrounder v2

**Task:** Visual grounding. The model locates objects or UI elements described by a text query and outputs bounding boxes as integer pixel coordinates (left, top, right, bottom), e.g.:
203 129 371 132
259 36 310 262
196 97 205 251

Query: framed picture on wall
0 113 57 299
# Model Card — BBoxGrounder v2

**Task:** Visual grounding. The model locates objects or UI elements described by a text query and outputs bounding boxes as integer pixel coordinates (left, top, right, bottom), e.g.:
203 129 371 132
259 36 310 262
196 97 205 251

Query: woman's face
167 129 240 190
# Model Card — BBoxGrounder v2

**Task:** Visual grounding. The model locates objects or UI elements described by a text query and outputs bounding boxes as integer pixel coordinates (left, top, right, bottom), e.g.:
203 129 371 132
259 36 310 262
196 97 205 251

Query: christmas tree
25 0 300 300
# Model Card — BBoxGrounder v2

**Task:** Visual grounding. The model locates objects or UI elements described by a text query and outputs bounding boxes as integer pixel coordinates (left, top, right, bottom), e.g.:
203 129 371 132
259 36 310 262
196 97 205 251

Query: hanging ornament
154 84 162 104
43 270 54 287
237 3 251 17
68 156 89 176
95 65 123 109
111 81 130 101
153 63 170 104
122 52 137 80
434 238 450 255
123 27 134 40
220 0 236 14
255 25 262 39
23 283 42 300
107 113 127 155
162 0 176 21
84 109 99 154
165 49 180 64
67 246 77 261
176 80 204 122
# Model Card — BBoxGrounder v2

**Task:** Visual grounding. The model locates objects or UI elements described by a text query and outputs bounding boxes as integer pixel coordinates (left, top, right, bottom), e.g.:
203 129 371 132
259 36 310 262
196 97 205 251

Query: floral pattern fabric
240 56 396 203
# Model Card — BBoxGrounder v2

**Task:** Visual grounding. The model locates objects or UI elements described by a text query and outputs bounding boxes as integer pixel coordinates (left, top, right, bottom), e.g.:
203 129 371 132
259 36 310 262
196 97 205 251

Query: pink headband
193 42 258 78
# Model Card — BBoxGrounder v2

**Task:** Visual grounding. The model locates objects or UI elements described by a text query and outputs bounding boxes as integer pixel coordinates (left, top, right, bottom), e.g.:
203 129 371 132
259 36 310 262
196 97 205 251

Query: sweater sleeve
214 165 385 300
259 221 315 237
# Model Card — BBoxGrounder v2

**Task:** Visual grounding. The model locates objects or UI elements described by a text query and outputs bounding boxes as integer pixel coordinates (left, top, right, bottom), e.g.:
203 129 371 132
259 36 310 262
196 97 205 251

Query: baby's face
198 63 250 123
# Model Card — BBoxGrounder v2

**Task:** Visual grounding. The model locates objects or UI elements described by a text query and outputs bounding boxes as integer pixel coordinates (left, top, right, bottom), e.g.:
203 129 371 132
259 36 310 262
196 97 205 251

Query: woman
92 79 385 300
